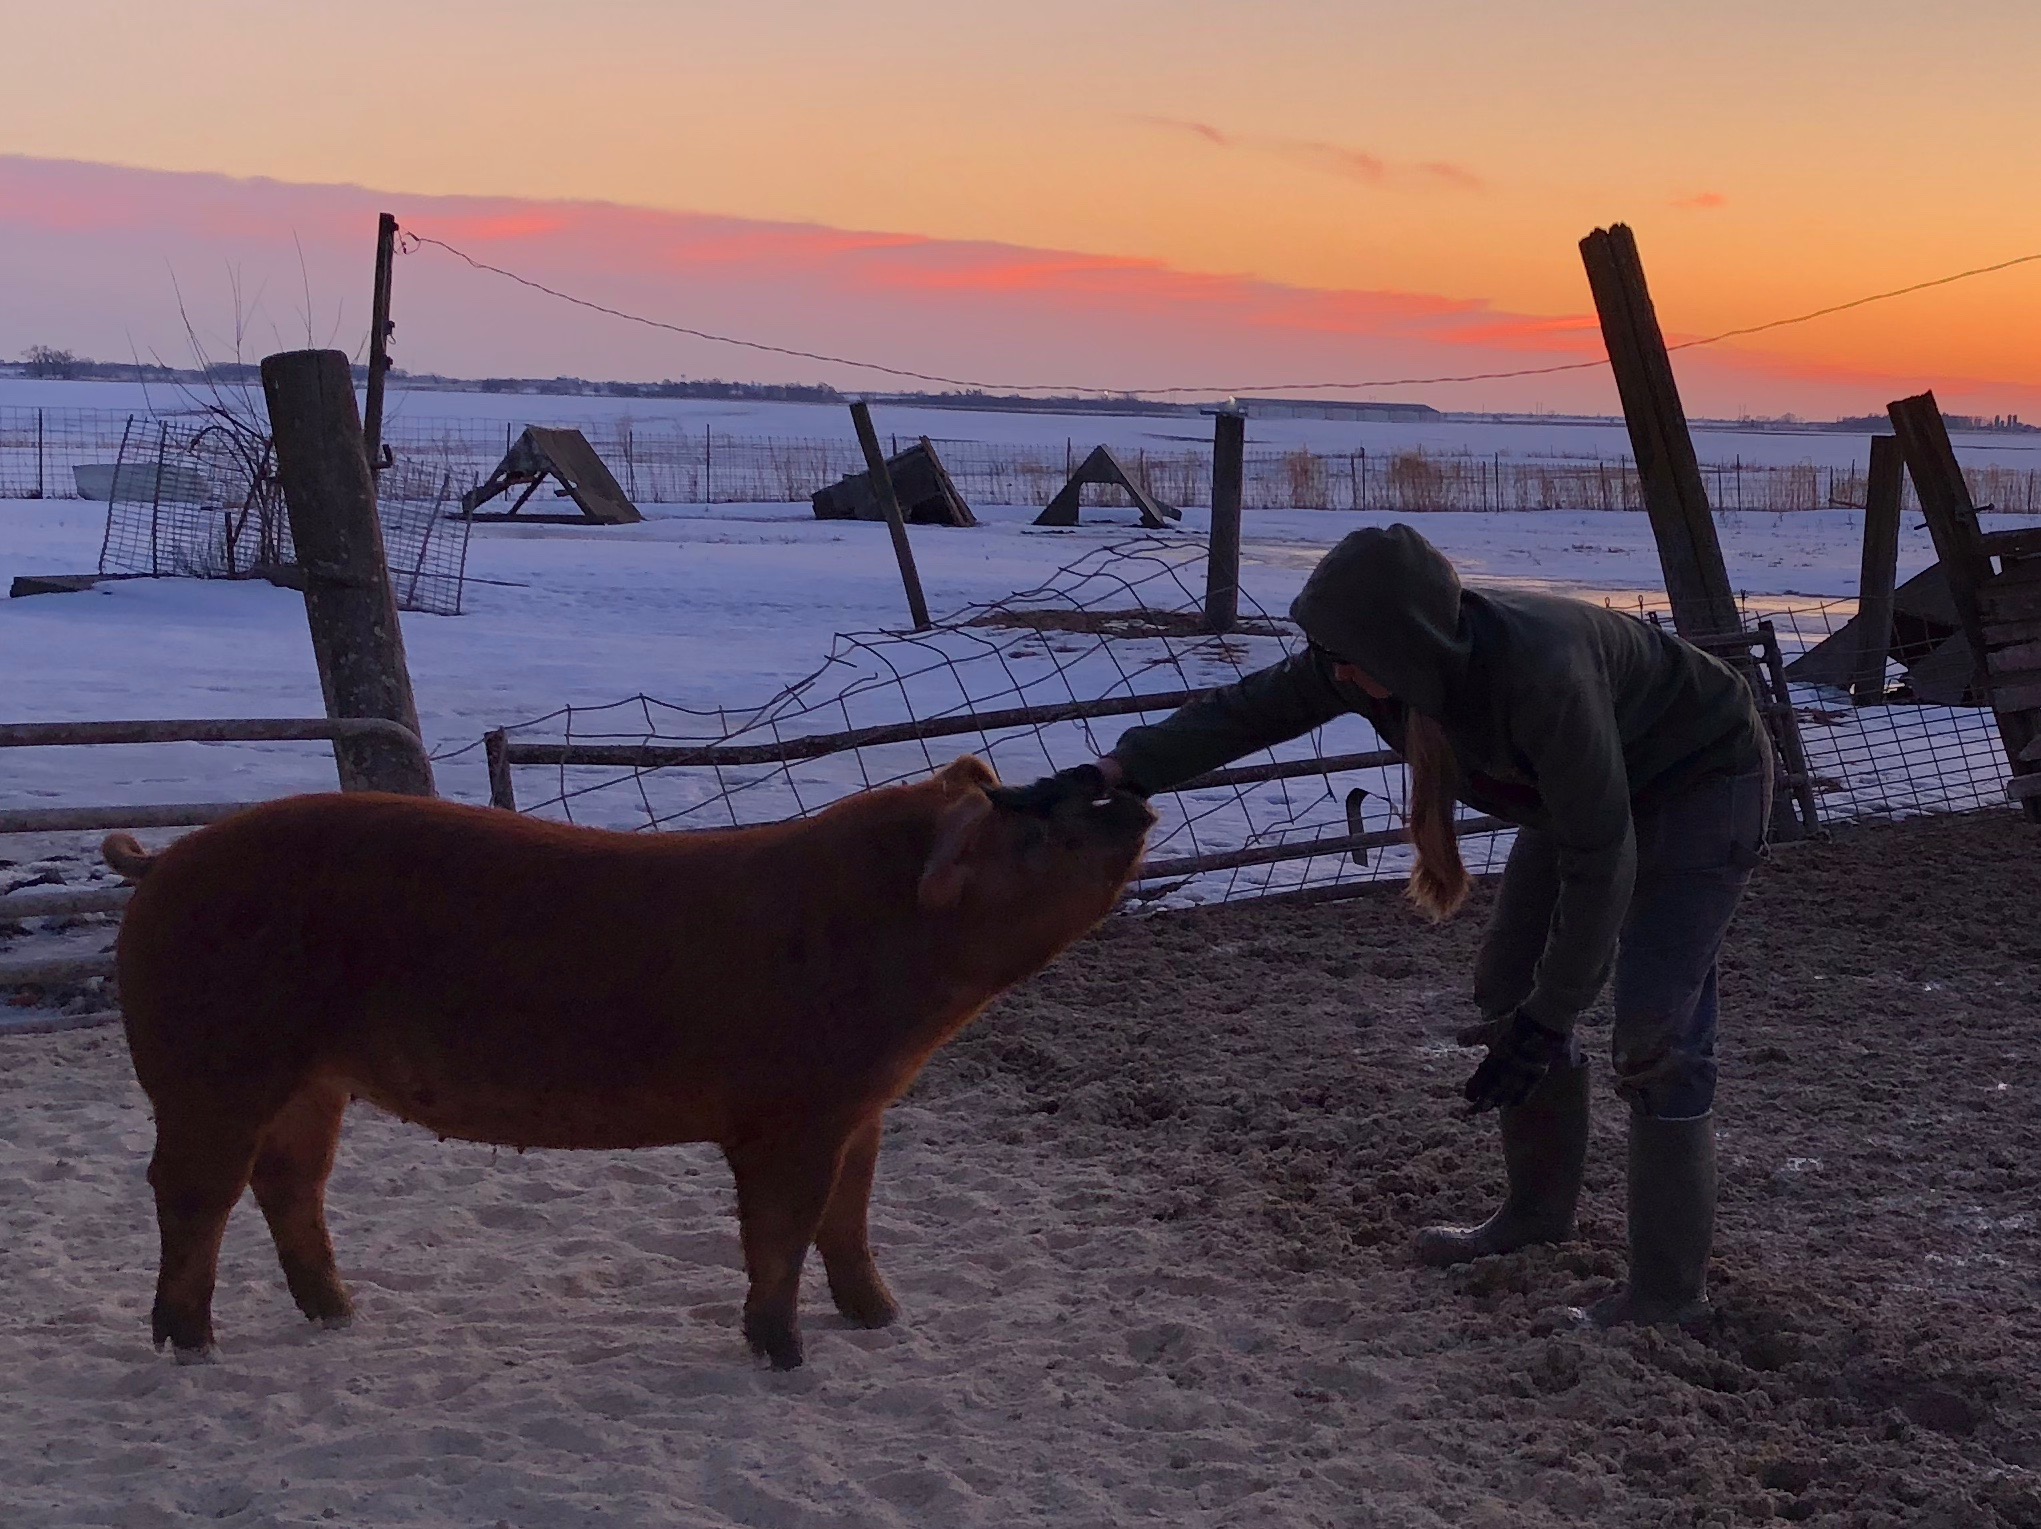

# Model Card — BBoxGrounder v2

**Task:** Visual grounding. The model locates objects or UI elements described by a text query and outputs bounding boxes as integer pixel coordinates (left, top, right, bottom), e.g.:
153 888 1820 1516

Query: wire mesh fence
461 541 2019 911
11 402 2039 513
461 536 1506 909
90 411 473 616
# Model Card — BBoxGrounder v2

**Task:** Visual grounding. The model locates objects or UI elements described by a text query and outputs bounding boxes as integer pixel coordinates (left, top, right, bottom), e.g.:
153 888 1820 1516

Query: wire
402 234 1000 392
401 229 2041 400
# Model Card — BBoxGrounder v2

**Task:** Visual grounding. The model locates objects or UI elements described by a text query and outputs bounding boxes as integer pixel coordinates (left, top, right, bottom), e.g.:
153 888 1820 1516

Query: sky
2 0 2038 417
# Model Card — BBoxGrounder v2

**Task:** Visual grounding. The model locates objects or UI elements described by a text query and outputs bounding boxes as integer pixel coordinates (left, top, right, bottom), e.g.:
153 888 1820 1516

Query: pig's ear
936 755 998 793
918 790 996 911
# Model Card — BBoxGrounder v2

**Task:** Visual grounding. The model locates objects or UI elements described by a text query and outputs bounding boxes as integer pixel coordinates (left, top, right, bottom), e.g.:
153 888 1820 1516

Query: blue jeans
1473 764 1771 1119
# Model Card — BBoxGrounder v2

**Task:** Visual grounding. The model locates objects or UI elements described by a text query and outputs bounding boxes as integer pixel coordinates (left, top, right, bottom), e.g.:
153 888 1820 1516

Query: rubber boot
1415 1062 1589 1267
1583 1112 1715 1328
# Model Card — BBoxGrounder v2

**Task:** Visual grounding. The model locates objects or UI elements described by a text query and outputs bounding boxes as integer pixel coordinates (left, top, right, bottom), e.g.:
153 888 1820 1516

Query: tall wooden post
262 348 434 796
1849 435 1904 705
1888 393 1992 663
1579 224 1740 639
362 213 398 475
849 400 932 632
1205 409 1245 633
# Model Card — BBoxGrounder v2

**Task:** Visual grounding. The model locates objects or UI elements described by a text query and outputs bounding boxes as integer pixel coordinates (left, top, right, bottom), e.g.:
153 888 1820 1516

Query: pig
105 756 1151 1368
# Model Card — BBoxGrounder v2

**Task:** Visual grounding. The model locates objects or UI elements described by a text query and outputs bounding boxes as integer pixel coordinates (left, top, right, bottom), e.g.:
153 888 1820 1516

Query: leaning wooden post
1579 224 1740 640
1205 409 1245 633
1849 435 1905 705
484 728 517 811
261 348 434 796
362 212 398 475
1888 392 1993 672
849 400 932 632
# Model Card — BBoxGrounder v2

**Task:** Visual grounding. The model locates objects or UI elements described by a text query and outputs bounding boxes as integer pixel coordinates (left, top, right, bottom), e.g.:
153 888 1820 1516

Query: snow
6 490 2034 892
7 376 2039 470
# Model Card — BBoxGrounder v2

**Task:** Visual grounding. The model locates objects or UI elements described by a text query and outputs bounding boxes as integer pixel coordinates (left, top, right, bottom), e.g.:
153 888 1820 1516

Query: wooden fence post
1205 409 1244 633
1888 393 1992 665
1850 435 1904 705
362 213 398 475
849 400 932 632
1579 224 1740 639
261 348 435 796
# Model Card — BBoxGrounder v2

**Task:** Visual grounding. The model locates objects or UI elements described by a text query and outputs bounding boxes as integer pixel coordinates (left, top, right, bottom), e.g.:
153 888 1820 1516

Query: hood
1288 524 1471 718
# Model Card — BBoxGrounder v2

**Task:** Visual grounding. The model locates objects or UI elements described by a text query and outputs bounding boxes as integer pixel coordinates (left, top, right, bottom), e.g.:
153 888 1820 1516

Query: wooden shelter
1783 564 1982 705
812 438 975 527
459 427 642 524
1034 446 1180 529
1887 392 2041 819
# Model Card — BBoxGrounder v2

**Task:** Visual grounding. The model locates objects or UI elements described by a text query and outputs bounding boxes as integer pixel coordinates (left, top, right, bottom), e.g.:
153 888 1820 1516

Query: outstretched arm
1107 648 1351 797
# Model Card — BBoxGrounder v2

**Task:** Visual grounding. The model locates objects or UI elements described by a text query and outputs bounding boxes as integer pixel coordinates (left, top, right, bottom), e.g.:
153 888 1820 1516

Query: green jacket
1111 524 1767 1031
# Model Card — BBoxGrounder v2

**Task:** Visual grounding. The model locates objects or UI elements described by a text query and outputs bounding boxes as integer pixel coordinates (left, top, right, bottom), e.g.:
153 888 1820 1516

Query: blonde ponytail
1402 711 1471 921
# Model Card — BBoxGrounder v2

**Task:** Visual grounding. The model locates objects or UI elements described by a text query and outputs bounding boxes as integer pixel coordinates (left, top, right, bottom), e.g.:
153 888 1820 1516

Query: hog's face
917 758 1153 982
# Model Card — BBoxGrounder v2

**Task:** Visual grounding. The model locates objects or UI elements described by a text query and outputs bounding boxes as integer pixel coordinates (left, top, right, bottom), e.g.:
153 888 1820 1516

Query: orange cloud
1674 191 1729 210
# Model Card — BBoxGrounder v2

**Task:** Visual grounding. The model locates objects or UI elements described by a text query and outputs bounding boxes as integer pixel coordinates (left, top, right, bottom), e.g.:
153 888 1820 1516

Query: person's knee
1613 1046 1716 1118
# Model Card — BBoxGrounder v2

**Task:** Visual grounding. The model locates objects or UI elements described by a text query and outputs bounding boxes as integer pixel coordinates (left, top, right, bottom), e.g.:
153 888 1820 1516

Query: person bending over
1010 524 1770 1325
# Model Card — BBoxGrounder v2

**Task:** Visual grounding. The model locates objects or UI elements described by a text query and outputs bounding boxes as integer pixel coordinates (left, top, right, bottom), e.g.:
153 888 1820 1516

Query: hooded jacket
1111 524 1767 1030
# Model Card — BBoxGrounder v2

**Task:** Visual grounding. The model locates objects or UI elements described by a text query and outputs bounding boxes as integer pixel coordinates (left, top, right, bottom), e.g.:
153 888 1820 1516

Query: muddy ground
931 809 2041 1526
1 810 2035 1527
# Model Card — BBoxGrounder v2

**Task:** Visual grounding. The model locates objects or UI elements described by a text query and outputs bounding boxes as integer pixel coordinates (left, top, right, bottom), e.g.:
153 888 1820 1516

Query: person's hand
1460 1008 1570 1113
991 763 1111 814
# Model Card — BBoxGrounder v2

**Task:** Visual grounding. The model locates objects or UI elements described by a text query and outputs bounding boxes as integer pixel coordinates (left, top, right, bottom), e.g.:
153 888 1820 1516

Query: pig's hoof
826 1262 900 1328
312 1312 354 1332
172 1341 222 1366
832 1286 901 1330
744 1311 804 1371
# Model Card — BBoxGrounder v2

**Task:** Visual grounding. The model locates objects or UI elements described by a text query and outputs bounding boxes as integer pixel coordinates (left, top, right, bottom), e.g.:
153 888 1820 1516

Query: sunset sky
3 0 2037 415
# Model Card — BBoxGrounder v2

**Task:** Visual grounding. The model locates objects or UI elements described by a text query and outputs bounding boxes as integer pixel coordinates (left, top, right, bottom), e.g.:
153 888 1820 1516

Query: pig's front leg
816 1113 900 1329
725 1127 845 1369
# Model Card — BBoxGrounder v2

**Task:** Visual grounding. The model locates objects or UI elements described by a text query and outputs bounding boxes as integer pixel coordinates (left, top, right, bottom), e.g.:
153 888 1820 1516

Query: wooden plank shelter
1034 445 1181 529
1783 562 1981 706
459 427 643 524
1888 391 2041 820
812 437 976 527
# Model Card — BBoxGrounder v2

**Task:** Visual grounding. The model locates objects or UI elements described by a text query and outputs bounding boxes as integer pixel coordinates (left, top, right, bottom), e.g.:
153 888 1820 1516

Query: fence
459 537 2017 912
80 411 472 617
9 403 2039 514
377 417 2041 515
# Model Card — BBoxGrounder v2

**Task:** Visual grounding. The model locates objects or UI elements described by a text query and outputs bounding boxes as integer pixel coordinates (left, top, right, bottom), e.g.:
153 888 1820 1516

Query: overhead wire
400 230 2041 401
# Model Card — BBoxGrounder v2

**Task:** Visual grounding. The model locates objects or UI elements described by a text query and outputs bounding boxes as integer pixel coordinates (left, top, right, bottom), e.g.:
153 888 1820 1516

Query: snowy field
4 495 2033 819
7 376 2040 470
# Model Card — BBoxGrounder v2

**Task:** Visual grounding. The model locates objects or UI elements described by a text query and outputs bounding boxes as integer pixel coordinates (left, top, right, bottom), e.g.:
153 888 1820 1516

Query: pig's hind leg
146 1104 262 1363
816 1114 900 1330
724 1126 854 1370
249 1080 354 1330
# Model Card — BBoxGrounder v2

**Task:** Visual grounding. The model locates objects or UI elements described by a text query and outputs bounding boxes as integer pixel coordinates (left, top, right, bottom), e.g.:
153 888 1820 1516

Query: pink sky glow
1 156 2033 419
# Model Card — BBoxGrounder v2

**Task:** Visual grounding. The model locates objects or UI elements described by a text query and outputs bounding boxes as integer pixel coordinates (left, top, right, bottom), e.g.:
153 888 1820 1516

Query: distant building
1220 397 1442 423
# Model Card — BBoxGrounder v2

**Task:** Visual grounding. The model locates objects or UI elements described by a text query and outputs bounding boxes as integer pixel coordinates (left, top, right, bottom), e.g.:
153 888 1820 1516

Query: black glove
989 764 1108 815
1460 1008 1571 1113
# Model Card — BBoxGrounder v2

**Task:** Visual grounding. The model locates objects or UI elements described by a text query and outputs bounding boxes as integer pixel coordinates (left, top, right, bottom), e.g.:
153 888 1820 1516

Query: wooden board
1979 581 2041 624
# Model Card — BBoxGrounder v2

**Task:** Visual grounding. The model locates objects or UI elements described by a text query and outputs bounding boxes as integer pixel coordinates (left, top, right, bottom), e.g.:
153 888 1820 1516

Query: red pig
107 756 1151 1368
